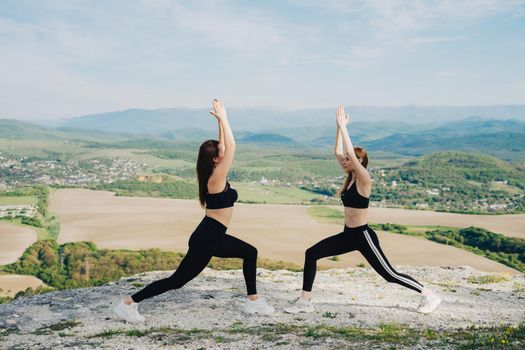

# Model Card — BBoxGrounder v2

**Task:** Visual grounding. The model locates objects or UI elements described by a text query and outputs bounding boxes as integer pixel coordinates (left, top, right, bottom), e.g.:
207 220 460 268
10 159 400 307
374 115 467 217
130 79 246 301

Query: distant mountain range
362 118 525 160
57 105 525 134
0 119 131 142
1 115 524 161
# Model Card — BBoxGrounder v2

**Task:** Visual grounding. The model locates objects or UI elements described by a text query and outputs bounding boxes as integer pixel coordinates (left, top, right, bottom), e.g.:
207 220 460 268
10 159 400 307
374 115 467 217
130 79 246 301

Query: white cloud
0 0 523 118
135 0 295 56
295 0 525 27
0 1 305 118
287 0 525 69
0 49 188 119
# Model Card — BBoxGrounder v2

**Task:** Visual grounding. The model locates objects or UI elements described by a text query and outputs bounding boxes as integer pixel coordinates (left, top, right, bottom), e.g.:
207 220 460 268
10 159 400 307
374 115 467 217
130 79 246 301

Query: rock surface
1 266 524 349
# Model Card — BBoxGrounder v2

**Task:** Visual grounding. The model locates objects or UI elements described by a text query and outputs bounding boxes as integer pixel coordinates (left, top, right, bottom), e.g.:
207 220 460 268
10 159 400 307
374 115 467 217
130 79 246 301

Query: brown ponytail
196 140 219 207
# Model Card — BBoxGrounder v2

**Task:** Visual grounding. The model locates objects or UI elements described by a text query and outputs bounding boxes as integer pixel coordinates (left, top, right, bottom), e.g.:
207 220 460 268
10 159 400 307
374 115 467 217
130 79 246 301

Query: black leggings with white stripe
302 224 424 293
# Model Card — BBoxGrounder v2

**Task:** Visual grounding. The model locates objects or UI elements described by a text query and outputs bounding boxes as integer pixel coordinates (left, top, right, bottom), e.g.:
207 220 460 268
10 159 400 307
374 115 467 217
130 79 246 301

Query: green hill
397 151 524 188
0 119 65 140
365 119 525 161
0 119 134 143
372 151 525 213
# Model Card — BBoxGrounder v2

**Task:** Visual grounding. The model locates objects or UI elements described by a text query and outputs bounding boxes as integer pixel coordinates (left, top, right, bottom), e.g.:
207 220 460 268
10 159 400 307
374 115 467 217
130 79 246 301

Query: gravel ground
1 266 524 349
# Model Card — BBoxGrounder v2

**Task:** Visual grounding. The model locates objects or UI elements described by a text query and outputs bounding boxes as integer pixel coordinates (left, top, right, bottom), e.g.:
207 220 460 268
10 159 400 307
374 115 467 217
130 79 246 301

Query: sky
1 0 525 120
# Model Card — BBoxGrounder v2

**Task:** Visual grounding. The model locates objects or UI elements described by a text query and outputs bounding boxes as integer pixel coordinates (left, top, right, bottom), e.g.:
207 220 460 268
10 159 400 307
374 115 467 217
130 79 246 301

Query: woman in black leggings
113 99 274 323
285 105 441 314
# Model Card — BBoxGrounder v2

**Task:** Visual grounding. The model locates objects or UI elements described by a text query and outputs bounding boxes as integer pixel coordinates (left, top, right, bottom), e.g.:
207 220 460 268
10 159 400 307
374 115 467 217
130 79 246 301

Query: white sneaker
243 298 275 315
113 300 145 323
417 293 441 314
284 297 314 314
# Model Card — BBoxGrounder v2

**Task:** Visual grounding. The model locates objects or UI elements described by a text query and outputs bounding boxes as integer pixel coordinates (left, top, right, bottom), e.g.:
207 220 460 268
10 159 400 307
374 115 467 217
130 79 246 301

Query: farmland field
50 189 519 273
0 222 37 265
0 274 44 297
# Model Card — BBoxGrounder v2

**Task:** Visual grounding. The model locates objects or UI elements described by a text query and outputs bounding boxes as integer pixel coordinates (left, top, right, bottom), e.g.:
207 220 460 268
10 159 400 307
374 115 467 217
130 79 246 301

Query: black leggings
132 216 258 303
303 224 424 293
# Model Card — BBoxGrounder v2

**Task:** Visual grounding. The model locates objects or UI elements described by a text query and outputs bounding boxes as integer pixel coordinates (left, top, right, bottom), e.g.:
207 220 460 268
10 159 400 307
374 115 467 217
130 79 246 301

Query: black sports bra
205 181 238 209
341 181 369 209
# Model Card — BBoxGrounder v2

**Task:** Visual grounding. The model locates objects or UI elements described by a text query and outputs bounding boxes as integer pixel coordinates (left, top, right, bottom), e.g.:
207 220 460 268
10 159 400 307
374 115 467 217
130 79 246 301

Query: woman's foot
113 299 145 323
243 298 275 315
417 292 441 314
284 297 314 314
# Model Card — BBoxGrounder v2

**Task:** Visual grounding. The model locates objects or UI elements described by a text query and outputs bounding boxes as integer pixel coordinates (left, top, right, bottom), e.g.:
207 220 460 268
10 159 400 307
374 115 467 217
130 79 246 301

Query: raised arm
334 116 348 172
336 105 371 185
217 115 224 145
209 99 235 188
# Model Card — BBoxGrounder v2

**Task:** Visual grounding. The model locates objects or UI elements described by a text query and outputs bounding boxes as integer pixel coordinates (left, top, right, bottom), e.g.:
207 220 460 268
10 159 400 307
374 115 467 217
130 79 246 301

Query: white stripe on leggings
363 230 423 292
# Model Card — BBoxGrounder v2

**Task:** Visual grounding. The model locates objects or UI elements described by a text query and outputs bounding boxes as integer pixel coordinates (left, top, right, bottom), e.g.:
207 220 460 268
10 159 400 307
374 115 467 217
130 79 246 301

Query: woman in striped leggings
285 105 441 314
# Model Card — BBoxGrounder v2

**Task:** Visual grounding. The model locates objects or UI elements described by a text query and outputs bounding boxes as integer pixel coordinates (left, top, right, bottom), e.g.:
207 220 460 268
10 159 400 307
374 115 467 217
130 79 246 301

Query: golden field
0 222 37 265
50 189 520 273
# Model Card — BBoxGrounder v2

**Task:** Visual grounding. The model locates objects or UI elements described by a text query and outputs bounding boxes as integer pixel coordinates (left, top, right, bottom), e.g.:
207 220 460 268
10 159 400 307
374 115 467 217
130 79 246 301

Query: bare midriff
205 207 234 228
344 207 368 228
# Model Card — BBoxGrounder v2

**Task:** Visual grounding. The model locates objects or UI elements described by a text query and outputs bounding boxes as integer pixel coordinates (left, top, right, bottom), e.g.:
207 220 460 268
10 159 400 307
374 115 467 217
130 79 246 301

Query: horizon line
6 103 525 122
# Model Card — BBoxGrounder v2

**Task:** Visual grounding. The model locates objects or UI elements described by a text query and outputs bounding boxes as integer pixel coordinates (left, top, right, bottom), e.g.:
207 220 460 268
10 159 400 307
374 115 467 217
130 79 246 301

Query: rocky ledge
1 266 524 349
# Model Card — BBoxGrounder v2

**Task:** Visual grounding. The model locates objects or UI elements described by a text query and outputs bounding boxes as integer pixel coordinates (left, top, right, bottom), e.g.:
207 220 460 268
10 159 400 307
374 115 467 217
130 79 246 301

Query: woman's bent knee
247 245 258 259
305 247 318 261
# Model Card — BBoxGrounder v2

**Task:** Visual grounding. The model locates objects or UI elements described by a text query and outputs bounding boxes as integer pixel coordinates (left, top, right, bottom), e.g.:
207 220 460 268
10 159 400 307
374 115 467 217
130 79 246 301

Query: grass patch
307 206 343 224
214 335 232 343
91 178 197 200
90 326 211 339
0 196 38 205
466 274 510 284
33 320 81 335
513 282 524 293
225 322 525 349
235 183 325 204
90 328 124 338
453 324 525 350
124 329 149 337
63 322 525 349
0 295 13 304
377 322 414 343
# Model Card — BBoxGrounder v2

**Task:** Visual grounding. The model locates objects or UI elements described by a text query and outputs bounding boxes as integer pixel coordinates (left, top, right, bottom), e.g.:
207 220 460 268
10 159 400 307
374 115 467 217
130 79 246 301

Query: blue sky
1 0 524 120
